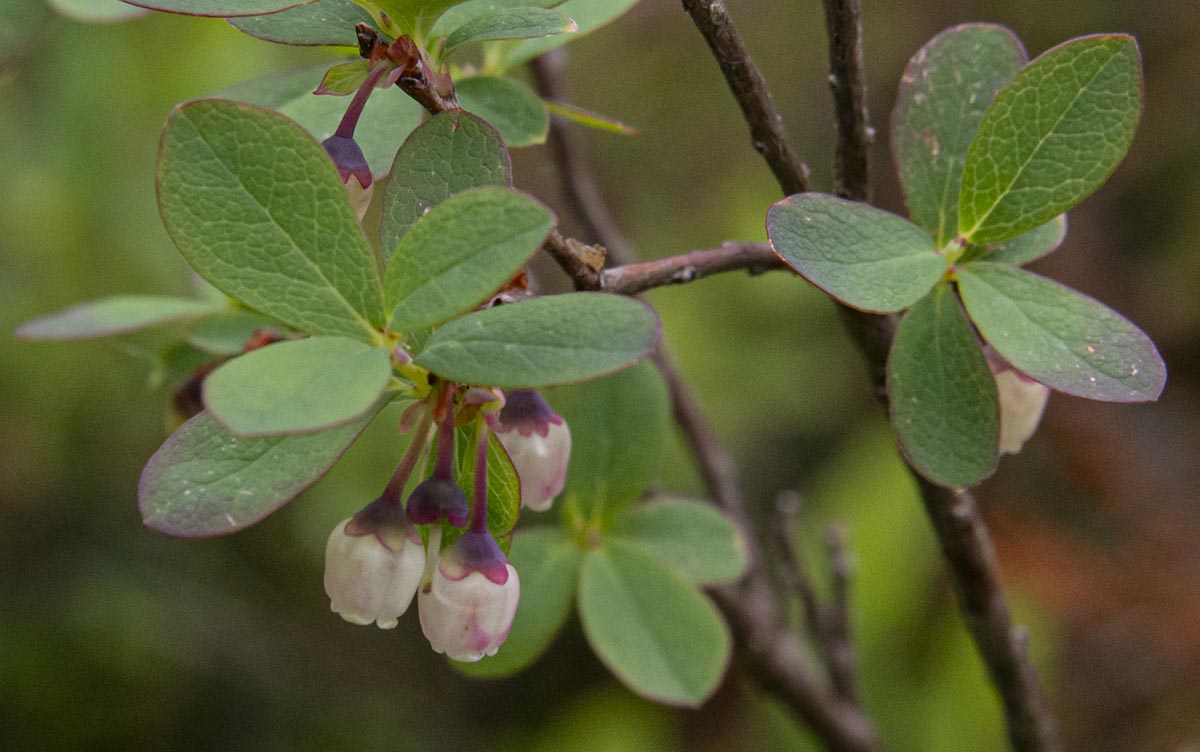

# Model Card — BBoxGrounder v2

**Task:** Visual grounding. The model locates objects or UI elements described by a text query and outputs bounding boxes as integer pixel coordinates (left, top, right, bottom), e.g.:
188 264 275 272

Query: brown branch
600 242 783 295
680 0 810 195
823 523 860 703
682 2 1062 750
530 49 634 264
819 0 872 200
916 480 1062 751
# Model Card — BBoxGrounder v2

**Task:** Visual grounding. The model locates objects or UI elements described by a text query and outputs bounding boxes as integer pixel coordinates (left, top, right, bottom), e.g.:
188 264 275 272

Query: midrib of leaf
962 46 1122 241
190 123 382 339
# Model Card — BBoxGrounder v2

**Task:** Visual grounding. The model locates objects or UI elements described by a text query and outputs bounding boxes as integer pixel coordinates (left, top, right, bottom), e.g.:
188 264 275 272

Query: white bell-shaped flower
418 530 520 662
987 349 1051 455
324 498 425 629
494 390 571 512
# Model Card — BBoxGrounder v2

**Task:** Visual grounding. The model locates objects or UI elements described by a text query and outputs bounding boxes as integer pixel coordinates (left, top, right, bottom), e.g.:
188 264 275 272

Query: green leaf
546 361 669 523
611 498 747 585
228 0 373 46
979 215 1066 266
371 0 459 36
578 541 731 707
432 419 523 552
220 64 424 178
456 76 548 148
545 101 638 136
386 188 553 331
958 35 1143 245
314 60 370 95
766 193 946 313
186 310 290 355
430 0 559 39
15 295 223 340
380 110 511 260
891 24 1027 246
444 7 576 53
415 293 661 388
887 284 999 488
158 99 385 341
49 0 148 22
501 0 639 68
120 0 316 17
139 407 379 537
957 262 1165 401
203 336 392 436
454 527 581 677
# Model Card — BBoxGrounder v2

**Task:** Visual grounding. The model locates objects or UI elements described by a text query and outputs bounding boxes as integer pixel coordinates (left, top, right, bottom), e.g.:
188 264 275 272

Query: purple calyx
495 390 563 439
406 478 469 528
439 530 510 585
322 135 372 189
345 495 420 551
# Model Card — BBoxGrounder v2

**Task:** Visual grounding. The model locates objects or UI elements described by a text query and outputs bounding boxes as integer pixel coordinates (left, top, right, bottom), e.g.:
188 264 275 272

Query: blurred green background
2 1 1198 750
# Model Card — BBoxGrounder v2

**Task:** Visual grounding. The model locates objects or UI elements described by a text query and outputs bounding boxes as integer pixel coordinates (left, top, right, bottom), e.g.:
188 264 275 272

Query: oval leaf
456 75 548 148
385 187 552 331
957 262 1165 402
158 99 385 341
767 193 946 313
414 293 661 389
315 60 370 95
546 361 669 523
15 295 222 340
227 0 373 46
444 7 576 53
891 24 1027 246
203 336 391 436
139 407 379 537
455 527 582 677
380 110 512 260
578 541 731 707
611 497 747 585
121 0 315 17
887 284 999 488
980 214 1067 266
219 64 423 179
959 35 1143 245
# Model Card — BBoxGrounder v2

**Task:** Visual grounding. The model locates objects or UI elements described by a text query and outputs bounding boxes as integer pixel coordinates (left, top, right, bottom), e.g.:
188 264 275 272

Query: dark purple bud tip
495 390 563 438
406 478 469 528
441 530 510 584
345 495 418 549
321 135 372 189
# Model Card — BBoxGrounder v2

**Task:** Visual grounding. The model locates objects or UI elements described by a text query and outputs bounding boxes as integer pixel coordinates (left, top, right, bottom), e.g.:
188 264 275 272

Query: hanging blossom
986 347 1051 455
418 406 520 661
493 389 571 511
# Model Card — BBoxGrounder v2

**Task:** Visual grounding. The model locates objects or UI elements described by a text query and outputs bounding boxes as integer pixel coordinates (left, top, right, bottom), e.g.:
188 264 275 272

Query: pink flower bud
324 499 425 629
321 135 374 220
986 349 1051 455
418 531 520 662
493 390 571 512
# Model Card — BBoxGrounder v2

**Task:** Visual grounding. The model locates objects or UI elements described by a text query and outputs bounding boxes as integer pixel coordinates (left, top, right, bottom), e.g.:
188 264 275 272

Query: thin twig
823 523 860 703
916 480 1062 751
680 0 811 195
819 0 872 200
543 230 603 290
774 492 833 657
600 242 783 294
530 49 634 264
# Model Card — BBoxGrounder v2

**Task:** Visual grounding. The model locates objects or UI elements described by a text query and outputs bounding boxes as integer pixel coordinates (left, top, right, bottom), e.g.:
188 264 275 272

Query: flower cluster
323 384 569 661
